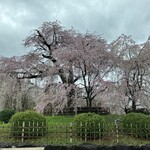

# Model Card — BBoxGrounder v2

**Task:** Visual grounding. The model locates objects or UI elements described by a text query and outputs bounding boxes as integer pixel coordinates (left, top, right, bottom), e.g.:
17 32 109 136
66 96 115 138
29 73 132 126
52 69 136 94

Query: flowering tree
0 73 35 111
1 22 150 114
72 33 114 107
35 82 79 114
2 21 112 109
0 22 80 108
0 22 93 109
109 35 150 112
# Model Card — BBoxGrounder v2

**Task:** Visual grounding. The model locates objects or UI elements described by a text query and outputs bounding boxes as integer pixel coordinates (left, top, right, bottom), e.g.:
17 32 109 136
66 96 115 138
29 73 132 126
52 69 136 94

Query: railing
0 122 150 145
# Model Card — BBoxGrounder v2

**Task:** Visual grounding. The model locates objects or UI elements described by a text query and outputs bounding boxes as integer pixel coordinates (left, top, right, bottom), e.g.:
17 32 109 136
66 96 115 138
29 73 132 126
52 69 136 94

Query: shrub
10 110 47 139
122 113 150 138
135 108 150 115
73 113 106 139
126 108 150 115
0 109 15 123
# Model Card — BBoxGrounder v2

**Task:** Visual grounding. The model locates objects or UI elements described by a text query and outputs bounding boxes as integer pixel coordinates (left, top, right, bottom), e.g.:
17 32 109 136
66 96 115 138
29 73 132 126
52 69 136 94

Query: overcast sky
0 0 150 57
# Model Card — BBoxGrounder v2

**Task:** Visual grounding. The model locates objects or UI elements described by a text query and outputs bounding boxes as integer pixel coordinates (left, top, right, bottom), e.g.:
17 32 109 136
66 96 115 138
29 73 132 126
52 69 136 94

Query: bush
135 108 150 115
122 113 150 138
10 110 47 139
73 113 106 139
126 108 150 115
0 109 15 123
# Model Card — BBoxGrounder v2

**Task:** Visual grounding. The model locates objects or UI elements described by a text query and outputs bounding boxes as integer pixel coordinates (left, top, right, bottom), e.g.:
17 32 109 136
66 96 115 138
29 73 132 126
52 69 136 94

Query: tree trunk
124 106 128 114
86 99 89 108
67 88 75 107
132 99 136 112
86 98 92 108
89 99 92 108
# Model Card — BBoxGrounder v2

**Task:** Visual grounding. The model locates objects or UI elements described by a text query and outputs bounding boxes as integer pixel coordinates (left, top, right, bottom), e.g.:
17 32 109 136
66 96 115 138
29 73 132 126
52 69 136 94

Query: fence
0 122 150 145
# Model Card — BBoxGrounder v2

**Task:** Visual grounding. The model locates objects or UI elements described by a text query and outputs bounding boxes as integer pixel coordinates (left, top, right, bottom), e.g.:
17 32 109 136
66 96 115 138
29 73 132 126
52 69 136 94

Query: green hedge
0 109 15 123
73 113 106 139
122 113 150 138
10 110 47 139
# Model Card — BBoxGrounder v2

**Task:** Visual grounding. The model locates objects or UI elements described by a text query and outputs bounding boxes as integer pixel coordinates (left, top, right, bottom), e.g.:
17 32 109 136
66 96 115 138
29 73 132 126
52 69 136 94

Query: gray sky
0 0 150 57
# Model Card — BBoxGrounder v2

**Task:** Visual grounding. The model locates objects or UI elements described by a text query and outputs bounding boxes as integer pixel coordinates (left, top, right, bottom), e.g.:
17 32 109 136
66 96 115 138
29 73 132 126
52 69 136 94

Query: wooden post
80 122 82 141
37 122 39 137
22 122 25 143
98 123 100 142
131 124 133 137
85 122 87 142
41 122 44 142
28 121 30 139
115 119 119 144
116 123 119 143
70 123 73 143
33 121 35 136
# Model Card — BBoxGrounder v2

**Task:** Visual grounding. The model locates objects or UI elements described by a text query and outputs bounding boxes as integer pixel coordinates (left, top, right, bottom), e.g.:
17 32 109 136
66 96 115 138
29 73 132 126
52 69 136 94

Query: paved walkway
1 148 44 150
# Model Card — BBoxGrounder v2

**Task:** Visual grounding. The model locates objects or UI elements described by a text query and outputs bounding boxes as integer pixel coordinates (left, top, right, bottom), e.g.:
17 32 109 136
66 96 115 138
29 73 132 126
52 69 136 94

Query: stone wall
0 143 150 150
44 143 150 150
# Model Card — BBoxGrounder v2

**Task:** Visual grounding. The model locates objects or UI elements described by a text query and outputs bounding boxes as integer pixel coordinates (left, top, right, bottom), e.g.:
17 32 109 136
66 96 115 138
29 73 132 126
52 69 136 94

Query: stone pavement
0 148 44 150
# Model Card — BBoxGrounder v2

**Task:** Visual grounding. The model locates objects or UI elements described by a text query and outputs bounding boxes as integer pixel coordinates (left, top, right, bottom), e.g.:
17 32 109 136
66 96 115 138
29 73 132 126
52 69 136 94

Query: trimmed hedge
10 110 47 139
0 109 15 123
73 113 106 139
122 113 150 138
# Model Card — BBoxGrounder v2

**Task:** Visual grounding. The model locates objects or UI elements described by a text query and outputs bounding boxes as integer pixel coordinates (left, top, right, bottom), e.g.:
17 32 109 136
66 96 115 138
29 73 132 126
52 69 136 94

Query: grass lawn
46 114 123 125
46 115 74 125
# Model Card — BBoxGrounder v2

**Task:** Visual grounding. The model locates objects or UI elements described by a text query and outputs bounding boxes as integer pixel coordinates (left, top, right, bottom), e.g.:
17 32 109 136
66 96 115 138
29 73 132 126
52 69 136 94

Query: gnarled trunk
67 88 75 107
